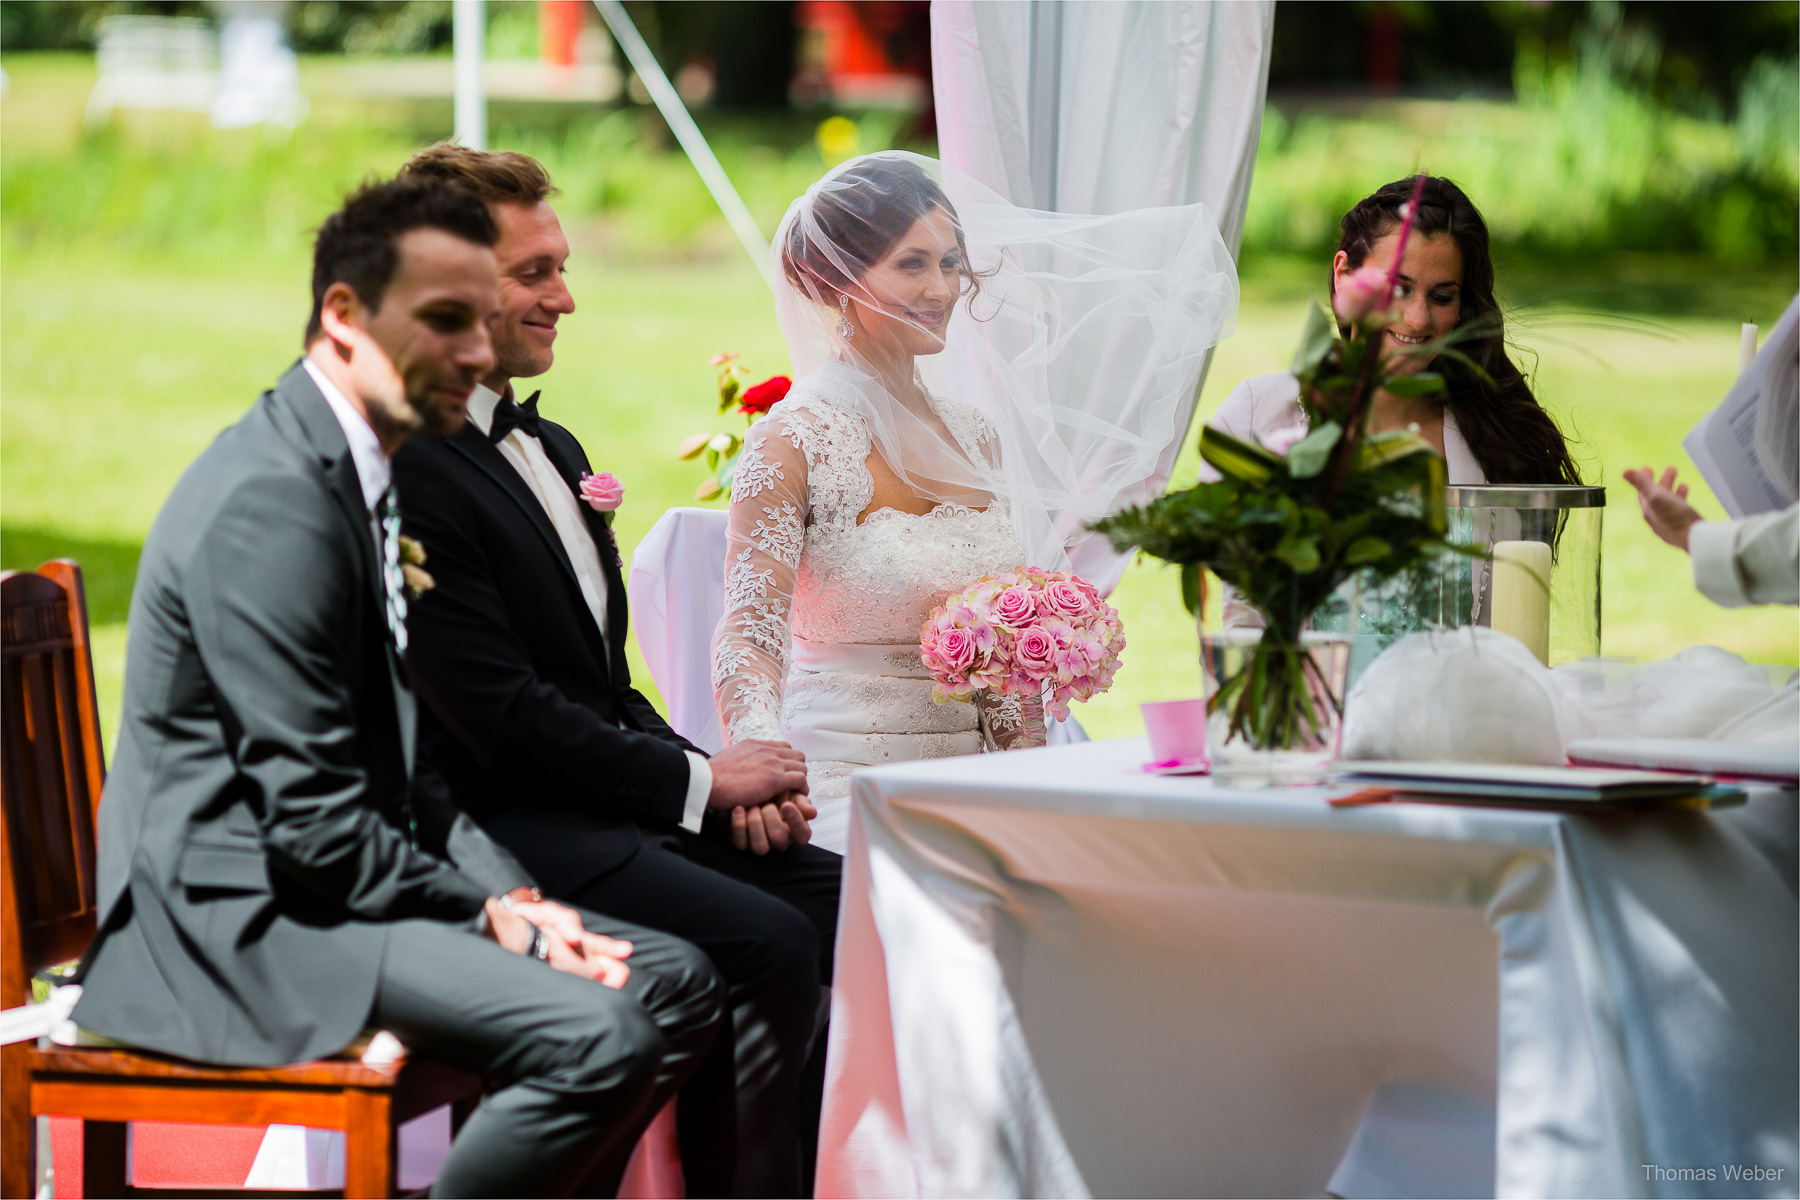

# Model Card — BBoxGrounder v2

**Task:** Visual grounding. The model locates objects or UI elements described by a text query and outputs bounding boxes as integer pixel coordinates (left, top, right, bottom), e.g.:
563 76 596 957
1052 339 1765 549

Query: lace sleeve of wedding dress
712 413 812 745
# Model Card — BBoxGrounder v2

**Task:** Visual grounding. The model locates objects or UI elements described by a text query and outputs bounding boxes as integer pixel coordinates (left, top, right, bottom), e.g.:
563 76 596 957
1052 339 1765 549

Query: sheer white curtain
931 0 1274 588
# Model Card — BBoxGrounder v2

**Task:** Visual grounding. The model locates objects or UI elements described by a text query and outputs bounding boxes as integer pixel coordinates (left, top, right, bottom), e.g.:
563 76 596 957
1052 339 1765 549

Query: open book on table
1332 760 1745 811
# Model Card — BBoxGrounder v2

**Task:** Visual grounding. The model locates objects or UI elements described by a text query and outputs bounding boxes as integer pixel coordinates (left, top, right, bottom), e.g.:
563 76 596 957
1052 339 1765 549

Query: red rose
738 375 792 415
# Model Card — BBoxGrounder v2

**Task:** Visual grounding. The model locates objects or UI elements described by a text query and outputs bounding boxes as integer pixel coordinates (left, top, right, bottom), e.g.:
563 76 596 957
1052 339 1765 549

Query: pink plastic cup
1141 698 1210 772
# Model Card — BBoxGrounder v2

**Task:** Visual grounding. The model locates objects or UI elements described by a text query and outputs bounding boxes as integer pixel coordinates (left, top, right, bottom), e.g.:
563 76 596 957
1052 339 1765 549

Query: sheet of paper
1683 295 1799 518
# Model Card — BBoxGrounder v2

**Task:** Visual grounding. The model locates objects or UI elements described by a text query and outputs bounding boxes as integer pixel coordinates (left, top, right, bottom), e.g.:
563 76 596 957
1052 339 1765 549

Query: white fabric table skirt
816 738 1798 1199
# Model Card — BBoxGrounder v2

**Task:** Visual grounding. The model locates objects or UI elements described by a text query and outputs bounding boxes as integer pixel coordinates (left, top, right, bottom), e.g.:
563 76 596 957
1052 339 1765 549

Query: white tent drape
930 0 1274 588
932 0 1272 230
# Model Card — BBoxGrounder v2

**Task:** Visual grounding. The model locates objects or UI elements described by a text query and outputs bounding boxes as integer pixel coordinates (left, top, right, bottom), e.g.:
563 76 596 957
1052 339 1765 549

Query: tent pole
593 0 774 290
453 0 487 149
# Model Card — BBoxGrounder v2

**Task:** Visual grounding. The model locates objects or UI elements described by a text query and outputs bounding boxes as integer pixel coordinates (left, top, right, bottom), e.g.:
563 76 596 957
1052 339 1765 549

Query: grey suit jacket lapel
270 363 417 777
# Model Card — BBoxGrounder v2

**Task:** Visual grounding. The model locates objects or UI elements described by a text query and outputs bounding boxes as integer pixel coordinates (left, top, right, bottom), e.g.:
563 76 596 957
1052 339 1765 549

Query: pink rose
993 585 1036 628
926 624 978 676
1038 579 1094 620
1331 266 1394 326
579 472 624 512
1013 625 1057 675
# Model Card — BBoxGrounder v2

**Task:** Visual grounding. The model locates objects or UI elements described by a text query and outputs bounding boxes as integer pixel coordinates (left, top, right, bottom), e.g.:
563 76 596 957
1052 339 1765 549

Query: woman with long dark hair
1206 175 1581 487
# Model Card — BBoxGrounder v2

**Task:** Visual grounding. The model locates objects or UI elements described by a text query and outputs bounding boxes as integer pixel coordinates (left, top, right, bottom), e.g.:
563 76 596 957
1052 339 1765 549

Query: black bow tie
488 391 544 444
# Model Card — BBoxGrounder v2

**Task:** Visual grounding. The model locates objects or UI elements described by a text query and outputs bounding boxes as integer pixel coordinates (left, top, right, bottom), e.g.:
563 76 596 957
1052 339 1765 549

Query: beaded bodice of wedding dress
713 363 1047 854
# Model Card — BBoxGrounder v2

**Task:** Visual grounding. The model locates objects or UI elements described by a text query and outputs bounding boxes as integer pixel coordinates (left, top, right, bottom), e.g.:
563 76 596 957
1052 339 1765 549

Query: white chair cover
627 506 729 755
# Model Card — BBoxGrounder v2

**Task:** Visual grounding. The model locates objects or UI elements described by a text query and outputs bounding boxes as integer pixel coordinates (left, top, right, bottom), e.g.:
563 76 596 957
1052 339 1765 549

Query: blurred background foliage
3 0 1796 744
2 1 1794 272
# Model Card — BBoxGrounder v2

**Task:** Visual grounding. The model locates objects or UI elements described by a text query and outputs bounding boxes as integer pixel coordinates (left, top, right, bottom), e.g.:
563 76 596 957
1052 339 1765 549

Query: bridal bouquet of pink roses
919 567 1125 722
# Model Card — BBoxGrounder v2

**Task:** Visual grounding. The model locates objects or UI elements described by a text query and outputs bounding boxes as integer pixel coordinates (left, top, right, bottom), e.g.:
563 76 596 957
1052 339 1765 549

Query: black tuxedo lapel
269 365 418 778
531 422 633 679
445 420 612 676
447 421 585 594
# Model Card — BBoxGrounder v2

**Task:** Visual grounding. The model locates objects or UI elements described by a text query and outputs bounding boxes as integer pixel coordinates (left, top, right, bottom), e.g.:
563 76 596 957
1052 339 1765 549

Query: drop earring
835 294 854 342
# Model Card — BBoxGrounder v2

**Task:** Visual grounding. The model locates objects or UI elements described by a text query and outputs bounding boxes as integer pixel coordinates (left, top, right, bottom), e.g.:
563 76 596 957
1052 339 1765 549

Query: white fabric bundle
1341 629 1796 764
1341 627 1568 765
1551 646 1787 743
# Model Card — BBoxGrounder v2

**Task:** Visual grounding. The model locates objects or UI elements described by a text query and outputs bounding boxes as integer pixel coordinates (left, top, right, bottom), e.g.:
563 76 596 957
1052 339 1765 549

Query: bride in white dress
712 152 1238 854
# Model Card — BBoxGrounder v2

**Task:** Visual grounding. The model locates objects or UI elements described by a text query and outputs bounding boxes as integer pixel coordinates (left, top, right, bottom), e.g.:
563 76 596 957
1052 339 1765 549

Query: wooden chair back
0 560 486 1199
1 561 107 1012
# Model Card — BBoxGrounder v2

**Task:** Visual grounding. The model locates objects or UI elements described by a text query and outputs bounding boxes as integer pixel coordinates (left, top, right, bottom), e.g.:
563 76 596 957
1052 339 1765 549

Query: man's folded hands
484 893 634 987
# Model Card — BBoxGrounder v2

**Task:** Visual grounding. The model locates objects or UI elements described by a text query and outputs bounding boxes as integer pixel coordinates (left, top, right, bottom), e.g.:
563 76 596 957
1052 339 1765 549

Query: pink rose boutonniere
579 472 624 526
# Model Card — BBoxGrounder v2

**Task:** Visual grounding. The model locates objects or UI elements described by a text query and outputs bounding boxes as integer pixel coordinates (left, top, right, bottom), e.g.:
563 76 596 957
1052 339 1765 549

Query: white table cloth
816 738 1798 1199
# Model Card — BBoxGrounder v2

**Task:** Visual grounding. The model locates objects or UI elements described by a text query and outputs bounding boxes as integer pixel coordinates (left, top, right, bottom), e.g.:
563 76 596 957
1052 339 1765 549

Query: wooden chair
1 560 480 1198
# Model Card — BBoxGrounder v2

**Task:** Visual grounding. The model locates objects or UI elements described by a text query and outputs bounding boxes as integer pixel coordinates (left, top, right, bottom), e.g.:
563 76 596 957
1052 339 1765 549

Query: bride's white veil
772 150 1238 575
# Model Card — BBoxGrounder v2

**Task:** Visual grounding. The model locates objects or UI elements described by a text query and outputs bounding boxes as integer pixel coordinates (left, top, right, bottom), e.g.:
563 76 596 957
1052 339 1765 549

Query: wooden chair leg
343 1090 396 1199
0 1046 32 1200
81 1120 128 1198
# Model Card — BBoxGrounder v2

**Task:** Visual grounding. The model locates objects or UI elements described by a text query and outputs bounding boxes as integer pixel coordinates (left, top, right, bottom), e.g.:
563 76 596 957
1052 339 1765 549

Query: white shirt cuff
1689 520 1748 608
681 752 711 834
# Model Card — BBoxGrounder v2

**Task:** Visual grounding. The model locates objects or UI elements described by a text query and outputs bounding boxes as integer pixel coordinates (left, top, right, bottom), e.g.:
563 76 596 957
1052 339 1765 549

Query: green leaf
1199 426 1281 485
706 448 719 470
1180 562 1203 615
1291 299 1337 381
1357 429 1438 470
717 455 738 491
1380 371 1446 397
1343 536 1392 565
1273 534 1320 574
1285 420 1341 478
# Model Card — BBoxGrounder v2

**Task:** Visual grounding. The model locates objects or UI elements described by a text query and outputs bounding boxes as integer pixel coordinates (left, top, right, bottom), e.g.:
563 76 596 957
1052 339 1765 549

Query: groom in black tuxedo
393 146 841 1197
73 178 723 1197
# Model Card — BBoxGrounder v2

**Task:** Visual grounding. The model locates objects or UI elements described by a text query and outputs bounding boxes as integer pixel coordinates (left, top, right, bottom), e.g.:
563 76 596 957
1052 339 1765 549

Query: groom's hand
707 740 808 811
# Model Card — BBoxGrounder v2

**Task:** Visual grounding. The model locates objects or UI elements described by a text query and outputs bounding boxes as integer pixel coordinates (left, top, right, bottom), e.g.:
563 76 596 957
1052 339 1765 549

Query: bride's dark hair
782 156 986 305
1335 176 1582 486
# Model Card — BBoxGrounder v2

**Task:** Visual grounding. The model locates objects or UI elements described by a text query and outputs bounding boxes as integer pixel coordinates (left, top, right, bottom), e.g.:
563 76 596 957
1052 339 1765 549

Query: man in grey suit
73 177 723 1197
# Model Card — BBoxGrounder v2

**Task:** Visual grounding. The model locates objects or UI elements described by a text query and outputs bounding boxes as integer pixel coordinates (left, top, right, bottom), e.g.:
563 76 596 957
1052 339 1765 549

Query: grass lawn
3 245 1794 752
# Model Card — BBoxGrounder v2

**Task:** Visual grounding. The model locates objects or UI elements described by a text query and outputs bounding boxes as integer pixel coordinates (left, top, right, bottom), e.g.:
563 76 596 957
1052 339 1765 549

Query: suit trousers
566 830 841 1198
371 910 722 1198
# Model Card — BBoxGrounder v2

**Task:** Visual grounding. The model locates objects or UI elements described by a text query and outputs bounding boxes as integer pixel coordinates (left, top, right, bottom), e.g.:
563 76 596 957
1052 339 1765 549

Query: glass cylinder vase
1198 627 1355 788
1433 484 1605 666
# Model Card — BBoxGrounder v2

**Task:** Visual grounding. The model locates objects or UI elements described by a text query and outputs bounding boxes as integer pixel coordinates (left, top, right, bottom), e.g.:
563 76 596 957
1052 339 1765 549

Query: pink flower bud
1331 266 1393 326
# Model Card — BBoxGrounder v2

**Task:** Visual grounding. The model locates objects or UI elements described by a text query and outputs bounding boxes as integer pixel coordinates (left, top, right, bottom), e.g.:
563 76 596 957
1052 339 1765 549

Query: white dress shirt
304 358 391 514
1690 504 1800 608
467 383 710 832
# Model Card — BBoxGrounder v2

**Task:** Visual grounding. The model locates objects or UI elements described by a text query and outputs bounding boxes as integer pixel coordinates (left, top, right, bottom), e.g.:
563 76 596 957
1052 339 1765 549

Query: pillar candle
1742 323 1759 375
1491 540 1552 665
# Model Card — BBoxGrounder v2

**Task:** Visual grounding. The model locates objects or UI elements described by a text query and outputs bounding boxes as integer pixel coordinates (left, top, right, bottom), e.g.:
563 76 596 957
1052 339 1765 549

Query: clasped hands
484 888 633 988
706 739 815 854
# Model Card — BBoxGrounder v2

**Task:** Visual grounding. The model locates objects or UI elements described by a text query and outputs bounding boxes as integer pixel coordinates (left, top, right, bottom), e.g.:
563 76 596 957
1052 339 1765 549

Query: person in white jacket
1625 313 1799 608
